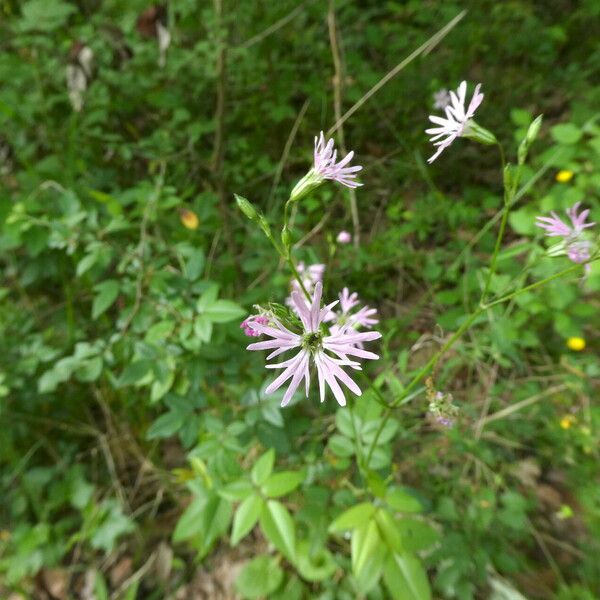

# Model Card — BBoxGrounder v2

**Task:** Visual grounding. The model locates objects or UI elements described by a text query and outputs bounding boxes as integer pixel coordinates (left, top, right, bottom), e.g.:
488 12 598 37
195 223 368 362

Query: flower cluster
426 379 458 428
536 201 595 264
246 283 381 407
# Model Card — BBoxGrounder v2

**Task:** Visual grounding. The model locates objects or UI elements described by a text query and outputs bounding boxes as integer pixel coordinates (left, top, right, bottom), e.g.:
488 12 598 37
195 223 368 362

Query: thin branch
328 0 360 246
327 10 467 136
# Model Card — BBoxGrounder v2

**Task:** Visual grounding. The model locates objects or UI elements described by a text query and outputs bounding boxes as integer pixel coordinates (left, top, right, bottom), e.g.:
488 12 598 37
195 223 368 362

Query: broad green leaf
146 411 184 440
203 299 246 323
375 508 403 554
251 448 275 485
259 500 296 561
145 320 175 343
383 552 431 600
219 480 254 502
362 419 399 445
194 315 213 343
235 555 283 600
386 488 423 513
118 360 153 387
231 494 263 545
92 280 119 319
262 471 304 498
396 519 440 553
328 434 355 458
551 123 582 145
196 284 220 312
20 0 76 31
329 502 376 533
351 519 381 580
172 497 206 542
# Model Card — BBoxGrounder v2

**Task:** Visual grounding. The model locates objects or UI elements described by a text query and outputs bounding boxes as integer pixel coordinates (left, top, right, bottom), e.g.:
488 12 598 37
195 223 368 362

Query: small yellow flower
555 170 574 183
566 337 585 351
180 208 199 230
559 415 576 429
479 499 490 509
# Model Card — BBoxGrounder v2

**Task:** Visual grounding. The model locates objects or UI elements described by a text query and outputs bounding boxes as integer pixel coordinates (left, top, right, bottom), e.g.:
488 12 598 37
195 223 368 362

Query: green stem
480 142 511 305
364 257 595 468
282 198 312 303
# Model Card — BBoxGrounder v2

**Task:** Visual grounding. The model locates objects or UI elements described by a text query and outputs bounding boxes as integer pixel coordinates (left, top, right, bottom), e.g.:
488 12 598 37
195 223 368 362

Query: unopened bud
234 194 258 221
463 120 497 145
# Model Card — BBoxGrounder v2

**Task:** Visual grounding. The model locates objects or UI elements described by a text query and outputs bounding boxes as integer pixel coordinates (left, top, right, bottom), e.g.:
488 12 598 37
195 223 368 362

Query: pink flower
536 201 595 264
289 132 362 200
337 230 352 244
241 315 269 337
313 132 362 188
426 81 484 163
327 288 379 333
433 89 451 110
247 282 381 407
287 262 325 308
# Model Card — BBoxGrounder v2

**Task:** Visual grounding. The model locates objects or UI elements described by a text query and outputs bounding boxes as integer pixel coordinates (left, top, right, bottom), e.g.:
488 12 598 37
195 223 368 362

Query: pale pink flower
536 201 595 264
433 89 451 110
327 288 379 333
247 282 381 407
313 131 362 188
426 80 484 163
241 315 269 337
287 262 325 308
337 230 352 244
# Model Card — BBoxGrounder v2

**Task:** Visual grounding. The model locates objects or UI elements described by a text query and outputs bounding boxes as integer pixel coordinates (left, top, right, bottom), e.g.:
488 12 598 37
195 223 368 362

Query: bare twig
268 98 310 210
237 2 309 49
327 10 467 137
327 0 360 246
212 0 237 266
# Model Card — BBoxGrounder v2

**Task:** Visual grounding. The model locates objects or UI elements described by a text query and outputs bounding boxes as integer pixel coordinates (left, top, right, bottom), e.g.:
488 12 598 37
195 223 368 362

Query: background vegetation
1 0 599 598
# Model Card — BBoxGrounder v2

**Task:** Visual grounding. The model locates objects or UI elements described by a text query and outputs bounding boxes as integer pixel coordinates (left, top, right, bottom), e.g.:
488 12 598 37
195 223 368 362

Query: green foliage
1 0 599 598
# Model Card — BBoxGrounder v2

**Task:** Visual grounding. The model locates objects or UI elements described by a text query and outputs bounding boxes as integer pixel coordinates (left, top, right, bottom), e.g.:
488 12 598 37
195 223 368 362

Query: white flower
426 81 484 163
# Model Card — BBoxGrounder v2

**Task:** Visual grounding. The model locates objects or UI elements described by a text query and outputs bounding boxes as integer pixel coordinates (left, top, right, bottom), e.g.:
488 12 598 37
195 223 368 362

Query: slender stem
280 199 312 302
348 400 364 476
480 142 510 305
364 257 594 467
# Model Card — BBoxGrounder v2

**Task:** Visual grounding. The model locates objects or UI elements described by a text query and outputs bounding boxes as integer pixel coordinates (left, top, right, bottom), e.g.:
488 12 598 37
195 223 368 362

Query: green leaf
259 500 296 562
296 539 337 582
231 494 263 545
118 360 153 387
235 555 283 600
145 320 175 344
351 519 381 579
396 519 440 553
196 284 219 312
20 0 76 31
328 434 355 458
375 508 403 554
383 552 431 600
551 123 582 145
203 299 246 323
251 448 275 485
173 497 206 542
386 488 423 513
92 280 119 319
94 571 109 600
219 480 254 502
146 411 184 440
329 502 376 533
262 471 304 498
194 315 213 343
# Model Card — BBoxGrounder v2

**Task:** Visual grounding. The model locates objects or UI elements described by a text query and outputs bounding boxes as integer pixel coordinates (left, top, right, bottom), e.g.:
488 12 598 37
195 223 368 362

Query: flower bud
234 194 258 221
463 120 497 145
289 168 323 203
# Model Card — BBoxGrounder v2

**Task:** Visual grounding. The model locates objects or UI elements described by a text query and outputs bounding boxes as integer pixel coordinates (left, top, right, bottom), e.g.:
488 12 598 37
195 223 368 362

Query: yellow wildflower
555 170 574 183
559 415 576 429
566 337 585 351
180 208 199 230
